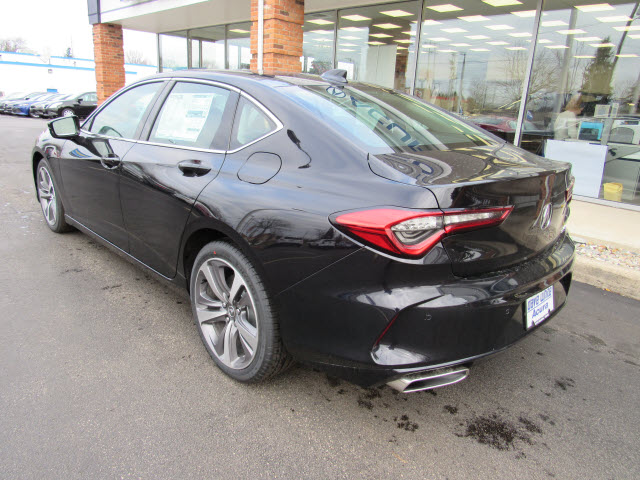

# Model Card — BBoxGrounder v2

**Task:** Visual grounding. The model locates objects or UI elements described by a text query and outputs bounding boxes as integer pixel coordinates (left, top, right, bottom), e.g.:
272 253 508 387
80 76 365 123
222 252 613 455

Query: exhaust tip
387 366 469 393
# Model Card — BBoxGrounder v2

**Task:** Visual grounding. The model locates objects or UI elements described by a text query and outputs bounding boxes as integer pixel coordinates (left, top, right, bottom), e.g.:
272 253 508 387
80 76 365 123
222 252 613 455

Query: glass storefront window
523 0 640 205
159 31 189 71
227 22 252 70
190 25 226 69
416 0 538 142
336 1 420 92
303 12 336 74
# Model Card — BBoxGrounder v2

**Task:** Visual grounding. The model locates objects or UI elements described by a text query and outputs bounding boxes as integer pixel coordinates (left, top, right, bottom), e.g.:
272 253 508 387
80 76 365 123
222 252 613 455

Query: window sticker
155 92 215 143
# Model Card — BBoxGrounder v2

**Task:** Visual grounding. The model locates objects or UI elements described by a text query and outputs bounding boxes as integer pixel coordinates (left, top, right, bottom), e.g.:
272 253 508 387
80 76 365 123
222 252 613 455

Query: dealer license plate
525 285 554 329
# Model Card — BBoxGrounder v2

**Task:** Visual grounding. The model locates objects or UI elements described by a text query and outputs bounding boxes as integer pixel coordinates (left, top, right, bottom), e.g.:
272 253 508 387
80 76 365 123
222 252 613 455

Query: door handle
178 160 211 176
100 155 120 169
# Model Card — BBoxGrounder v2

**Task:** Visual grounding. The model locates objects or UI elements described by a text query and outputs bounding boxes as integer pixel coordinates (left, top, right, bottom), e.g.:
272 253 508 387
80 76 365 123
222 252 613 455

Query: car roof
139 69 348 96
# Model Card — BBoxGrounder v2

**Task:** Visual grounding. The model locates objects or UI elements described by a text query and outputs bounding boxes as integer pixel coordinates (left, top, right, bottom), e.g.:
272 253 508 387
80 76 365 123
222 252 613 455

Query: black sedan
32 70 574 392
43 91 98 118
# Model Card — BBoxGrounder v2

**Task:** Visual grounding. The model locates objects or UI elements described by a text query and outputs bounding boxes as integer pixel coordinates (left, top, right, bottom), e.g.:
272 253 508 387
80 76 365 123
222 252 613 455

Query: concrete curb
573 256 640 301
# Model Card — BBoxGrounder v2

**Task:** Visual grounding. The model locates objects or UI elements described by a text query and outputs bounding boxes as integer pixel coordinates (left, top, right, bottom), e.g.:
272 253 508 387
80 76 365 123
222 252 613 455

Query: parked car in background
0 92 43 114
32 70 575 393
29 93 69 118
469 115 553 155
11 93 60 116
44 92 98 118
469 115 539 134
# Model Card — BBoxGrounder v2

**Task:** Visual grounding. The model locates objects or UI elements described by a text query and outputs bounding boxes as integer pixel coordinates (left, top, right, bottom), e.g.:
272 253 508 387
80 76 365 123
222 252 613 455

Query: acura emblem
540 203 553 230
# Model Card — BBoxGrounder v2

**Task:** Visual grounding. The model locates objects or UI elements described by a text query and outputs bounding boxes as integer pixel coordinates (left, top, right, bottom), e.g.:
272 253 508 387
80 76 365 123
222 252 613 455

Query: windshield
282 83 499 153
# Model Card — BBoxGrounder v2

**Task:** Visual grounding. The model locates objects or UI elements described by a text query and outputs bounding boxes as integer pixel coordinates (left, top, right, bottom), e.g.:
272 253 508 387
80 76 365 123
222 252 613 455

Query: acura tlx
32 69 574 393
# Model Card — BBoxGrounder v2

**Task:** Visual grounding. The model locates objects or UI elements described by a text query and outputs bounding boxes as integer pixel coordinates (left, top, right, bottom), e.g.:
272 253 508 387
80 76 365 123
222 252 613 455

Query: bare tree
0 37 29 53
494 48 560 105
125 49 149 65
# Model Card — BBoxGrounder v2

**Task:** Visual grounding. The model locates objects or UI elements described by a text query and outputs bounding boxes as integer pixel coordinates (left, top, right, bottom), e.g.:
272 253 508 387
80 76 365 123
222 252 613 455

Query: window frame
227 92 283 153
81 77 283 153
141 79 240 153
81 80 169 142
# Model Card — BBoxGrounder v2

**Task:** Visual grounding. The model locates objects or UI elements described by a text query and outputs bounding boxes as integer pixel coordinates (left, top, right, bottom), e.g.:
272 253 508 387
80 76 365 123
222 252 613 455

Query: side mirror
48 116 80 139
77 98 83 104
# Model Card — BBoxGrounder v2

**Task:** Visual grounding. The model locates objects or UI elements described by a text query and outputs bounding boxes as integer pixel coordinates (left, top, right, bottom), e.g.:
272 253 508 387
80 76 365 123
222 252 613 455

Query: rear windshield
281 84 500 154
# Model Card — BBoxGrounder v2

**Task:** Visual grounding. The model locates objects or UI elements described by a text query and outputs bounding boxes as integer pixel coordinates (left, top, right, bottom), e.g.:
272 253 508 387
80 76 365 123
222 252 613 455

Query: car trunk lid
368 143 572 276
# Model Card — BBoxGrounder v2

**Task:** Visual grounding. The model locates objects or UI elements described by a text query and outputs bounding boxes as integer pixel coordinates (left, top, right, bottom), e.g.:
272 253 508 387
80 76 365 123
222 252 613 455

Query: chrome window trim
167 77 241 93
83 79 169 139
79 76 283 154
135 139 227 154
78 129 139 144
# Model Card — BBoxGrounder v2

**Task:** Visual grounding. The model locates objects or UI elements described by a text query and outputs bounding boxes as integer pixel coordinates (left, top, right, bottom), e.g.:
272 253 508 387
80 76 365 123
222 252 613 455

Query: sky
0 0 157 63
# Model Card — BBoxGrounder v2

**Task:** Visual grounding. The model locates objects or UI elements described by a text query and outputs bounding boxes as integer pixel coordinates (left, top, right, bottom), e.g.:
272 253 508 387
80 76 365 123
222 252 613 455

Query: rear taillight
332 207 512 258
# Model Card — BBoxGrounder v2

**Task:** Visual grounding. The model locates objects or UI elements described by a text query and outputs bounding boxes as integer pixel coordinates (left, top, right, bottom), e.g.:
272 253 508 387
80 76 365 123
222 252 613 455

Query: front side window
230 97 277 150
89 82 162 139
149 82 233 150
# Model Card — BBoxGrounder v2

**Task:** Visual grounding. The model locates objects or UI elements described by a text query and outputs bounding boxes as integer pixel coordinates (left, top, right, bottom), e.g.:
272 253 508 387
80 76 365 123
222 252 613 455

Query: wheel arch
180 219 266 294
32 151 44 198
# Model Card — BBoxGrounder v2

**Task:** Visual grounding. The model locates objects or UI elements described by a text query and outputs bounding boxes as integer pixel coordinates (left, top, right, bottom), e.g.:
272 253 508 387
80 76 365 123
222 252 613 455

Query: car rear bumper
277 231 574 387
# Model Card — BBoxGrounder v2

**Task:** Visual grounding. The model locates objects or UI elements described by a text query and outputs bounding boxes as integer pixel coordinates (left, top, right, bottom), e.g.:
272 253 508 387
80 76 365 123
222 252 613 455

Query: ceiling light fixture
427 4 463 13
596 15 633 22
511 10 536 17
557 29 587 35
308 19 334 25
341 15 371 21
574 36 602 41
482 0 522 6
459 15 489 22
380 10 413 17
575 4 614 13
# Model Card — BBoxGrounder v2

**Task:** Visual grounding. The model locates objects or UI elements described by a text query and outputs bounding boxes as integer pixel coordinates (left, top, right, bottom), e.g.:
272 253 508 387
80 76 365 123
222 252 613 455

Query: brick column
250 0 304 75
93 23 125 105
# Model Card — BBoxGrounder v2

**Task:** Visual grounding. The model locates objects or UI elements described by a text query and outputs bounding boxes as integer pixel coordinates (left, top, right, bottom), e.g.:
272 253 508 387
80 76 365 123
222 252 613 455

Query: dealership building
86 0 640 208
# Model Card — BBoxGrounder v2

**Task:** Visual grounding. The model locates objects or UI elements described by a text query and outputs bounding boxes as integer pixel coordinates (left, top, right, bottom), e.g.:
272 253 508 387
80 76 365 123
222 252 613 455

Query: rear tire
36 159 73 233
190 240 292 382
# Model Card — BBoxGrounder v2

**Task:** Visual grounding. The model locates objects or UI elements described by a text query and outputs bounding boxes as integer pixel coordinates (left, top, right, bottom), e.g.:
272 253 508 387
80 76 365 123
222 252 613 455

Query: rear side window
230 97 277 150
89 82 162 139
149 82 233 150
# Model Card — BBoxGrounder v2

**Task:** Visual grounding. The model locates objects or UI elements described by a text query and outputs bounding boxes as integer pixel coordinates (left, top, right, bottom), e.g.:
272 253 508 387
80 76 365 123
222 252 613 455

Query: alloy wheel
38 166 57 226
195 258 259 369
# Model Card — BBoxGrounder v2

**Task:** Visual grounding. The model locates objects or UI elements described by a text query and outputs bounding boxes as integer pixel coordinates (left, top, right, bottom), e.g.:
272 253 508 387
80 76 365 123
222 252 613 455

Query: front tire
190 240 291 382
61 108 74 117
36 159 72 233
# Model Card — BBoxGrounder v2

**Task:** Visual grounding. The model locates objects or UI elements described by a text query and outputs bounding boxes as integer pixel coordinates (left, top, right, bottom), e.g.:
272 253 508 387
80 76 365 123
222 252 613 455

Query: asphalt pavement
1 116 639 479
